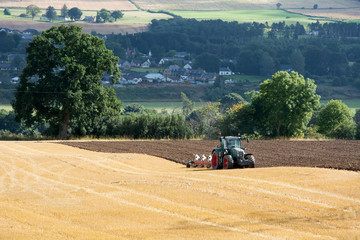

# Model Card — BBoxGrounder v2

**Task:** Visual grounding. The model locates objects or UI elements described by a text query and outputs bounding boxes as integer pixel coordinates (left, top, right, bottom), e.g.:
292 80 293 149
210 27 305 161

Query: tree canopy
96 8 112 23
26 4 41 19
111 10 124 21
253 71 320 136
317 100 354 137
61 4 69 17
12 25 121 138
45 6 57 21
68 7 82 21
3 8 11 15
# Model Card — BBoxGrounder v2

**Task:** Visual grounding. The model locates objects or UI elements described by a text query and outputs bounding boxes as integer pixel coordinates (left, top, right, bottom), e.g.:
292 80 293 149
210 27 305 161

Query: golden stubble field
0 141 359 239
0 0 136 10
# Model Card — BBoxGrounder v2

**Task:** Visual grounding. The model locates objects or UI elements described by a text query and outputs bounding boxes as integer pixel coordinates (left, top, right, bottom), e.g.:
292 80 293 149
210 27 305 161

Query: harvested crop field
0 141 359 239
0 0 136 10
63 140 360 171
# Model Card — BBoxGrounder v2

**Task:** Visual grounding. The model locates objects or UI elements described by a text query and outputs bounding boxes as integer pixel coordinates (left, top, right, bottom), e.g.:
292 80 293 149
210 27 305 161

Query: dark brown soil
61 140 360 171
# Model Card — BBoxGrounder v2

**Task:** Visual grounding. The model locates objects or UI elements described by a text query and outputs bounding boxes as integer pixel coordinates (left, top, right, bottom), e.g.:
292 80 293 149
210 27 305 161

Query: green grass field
223 75 265 83
320 99 360 111
0 104 12 111
170 10 329 25
124 101 204 113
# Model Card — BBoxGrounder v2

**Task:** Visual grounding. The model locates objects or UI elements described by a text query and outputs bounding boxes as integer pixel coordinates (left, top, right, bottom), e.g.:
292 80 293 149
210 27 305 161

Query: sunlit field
0 141 359 239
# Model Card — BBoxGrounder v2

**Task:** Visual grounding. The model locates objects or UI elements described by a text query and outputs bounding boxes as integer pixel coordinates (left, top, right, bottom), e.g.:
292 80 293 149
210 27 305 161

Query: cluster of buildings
116 50 234 85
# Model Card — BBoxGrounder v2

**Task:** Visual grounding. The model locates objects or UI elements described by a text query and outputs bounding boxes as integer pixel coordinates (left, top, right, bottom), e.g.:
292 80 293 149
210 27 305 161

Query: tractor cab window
226 138 241 149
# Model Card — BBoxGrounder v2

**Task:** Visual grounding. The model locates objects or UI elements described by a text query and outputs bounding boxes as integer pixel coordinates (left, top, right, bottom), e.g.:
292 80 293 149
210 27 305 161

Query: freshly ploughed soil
62 140 360 171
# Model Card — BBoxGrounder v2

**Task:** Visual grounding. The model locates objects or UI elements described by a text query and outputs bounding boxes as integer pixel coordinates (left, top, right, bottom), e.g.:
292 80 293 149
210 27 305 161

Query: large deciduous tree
68 7 82 21
253 71 320 137
111 10 124 21
12 25 121 139
45 6 57 22
317 100 355 138
26 4 41 19
96 8 112 23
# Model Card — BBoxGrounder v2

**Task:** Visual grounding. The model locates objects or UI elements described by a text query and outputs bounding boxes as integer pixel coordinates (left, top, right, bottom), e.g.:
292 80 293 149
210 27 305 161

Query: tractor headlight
237 149 245 159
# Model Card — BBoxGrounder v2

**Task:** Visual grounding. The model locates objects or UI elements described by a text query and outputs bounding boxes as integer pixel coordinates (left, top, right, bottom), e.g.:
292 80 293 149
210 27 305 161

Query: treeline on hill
105 18 360 89
2 71 360 140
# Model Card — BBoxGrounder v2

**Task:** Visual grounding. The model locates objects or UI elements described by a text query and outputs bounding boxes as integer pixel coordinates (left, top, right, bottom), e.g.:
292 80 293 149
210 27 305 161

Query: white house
183 63 192 70
11 77 19 84
141 59 151 68
219 67 233 76
145 73 166 82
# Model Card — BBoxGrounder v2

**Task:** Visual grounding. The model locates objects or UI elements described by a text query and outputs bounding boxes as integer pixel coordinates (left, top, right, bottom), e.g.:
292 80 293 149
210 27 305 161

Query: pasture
0 141 359 239
124 101 203 113
0 104 12 111
134 0 360 10
170 10 328 25
0 8 170 25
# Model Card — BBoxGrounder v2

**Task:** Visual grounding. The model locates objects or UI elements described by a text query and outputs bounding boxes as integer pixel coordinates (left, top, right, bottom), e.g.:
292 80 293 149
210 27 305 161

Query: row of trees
96 9 124 23
2 24 360 140
24 4 83 21
20 5 123 22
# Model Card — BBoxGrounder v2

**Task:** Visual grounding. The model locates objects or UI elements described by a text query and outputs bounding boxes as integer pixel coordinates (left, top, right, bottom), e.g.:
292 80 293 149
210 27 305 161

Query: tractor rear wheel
212 151 222 169
223 155 234 169
245 155 255 168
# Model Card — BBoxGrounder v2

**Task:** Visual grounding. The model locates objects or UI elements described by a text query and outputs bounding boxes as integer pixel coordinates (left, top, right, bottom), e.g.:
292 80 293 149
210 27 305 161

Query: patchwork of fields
0 141 359 239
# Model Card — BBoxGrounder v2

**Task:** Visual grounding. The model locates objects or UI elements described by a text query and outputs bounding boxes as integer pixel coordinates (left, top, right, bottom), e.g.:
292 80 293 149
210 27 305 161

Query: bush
4 8 11 15
110 113 192 139
329 121 356 139
356 123 360 140
317 100 354 136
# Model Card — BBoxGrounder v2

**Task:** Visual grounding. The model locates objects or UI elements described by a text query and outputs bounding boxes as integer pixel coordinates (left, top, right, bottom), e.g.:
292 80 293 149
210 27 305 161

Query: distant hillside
1 0 359 11
134 0 360 10
0 0 136 10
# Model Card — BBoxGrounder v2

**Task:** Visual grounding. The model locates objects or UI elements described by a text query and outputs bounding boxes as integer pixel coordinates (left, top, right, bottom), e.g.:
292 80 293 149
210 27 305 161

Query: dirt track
62 140 360 171
0 141 359 239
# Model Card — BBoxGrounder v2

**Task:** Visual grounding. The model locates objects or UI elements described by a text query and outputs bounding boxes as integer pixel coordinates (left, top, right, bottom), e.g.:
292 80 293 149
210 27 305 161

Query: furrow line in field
0 201 127 239
200 172 360 204
0 148 333 239
0 155 284 240
30 154 349 237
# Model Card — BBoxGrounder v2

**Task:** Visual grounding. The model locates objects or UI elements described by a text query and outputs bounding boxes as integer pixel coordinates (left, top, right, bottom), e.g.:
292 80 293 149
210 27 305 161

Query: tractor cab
220 136 242 149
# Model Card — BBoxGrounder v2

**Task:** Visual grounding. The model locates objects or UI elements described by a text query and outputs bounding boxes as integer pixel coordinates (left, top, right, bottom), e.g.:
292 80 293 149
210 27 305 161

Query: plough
186 154 212 168
186 135 255 169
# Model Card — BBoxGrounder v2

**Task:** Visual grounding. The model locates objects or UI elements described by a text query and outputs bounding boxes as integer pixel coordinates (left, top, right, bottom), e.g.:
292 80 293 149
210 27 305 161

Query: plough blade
186 154 212 168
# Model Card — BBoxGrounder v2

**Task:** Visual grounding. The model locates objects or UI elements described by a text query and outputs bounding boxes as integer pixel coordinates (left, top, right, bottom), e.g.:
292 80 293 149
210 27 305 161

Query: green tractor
211 136 255 169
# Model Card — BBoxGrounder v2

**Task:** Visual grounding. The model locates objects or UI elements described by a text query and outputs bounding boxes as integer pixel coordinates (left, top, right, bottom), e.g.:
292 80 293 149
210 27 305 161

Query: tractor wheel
223 155 234 169
245 155 255 168
212 151 222 169
186 162 190 168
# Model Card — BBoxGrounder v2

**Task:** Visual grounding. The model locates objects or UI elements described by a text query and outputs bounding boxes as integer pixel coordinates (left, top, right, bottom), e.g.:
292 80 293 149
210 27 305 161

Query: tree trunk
58 111 70 139
276 120 281 137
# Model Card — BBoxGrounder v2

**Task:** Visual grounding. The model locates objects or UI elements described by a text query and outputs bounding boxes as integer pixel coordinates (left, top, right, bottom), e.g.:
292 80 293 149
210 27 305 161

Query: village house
183 63 192 70
84 16 96 23
219 67 233 76
141 59 151 68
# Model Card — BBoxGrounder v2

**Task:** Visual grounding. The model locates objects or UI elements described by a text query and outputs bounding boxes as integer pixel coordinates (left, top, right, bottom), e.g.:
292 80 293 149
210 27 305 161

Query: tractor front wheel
245 155 255 168
223 155 234 169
